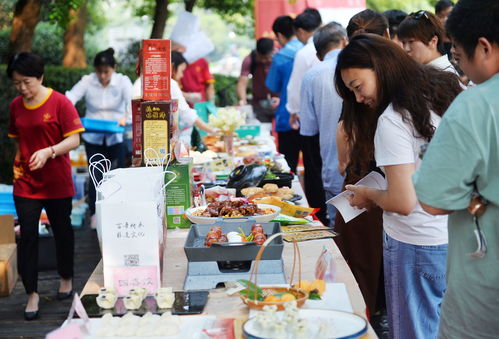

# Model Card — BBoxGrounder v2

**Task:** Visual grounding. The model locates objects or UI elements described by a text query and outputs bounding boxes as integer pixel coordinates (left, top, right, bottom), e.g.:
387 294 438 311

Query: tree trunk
150 0 169 39
63 2 88 68
8 0 42 57
184 0 196 12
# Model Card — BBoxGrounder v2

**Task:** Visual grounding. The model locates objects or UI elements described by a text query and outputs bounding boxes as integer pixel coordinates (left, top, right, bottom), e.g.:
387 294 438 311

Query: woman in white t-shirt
334 34 462 339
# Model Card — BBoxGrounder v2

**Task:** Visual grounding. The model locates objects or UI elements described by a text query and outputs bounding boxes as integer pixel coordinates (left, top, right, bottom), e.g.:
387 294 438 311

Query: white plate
185 204 281 224
61 315 216 339
243 309 368 339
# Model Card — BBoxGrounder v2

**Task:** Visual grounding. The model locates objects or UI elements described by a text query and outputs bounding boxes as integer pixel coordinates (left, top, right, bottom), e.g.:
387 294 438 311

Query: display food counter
81 180 377 338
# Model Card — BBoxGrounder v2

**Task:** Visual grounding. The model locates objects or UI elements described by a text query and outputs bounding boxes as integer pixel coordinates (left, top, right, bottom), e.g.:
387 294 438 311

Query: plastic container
71 202 88 228
236 125 261 138
0 186 17 217
71 213 84 228
259 172 294 188
81 117 125 134
72 174 88 200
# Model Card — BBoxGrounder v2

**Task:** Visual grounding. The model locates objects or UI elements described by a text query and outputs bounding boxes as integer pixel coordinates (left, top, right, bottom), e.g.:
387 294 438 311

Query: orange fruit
310 279 326 296
280 293 296 302
264 295 281 302
295 280 311 292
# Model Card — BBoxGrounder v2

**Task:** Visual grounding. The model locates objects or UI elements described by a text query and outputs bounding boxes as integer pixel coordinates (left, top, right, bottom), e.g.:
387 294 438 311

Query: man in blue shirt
265 15 303 173
299 22 347 227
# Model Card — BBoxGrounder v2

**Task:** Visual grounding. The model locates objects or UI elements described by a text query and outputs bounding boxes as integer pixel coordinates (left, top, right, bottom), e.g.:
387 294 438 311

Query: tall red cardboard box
0 215 18 297
142 40 171 101
136 39 180 165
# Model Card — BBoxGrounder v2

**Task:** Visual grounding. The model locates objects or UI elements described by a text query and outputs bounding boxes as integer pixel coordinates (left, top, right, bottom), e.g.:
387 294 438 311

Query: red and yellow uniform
8 89 84 199
180 58 214 102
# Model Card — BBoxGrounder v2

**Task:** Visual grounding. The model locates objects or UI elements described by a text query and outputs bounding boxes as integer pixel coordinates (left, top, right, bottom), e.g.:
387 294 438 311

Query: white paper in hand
327 171 387 223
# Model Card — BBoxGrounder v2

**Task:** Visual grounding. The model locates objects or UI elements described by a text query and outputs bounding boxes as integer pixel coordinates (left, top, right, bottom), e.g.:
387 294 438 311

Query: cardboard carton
0 214 17 297
0 244 17 297
165 159 193 229
141 101 179 165
0 215 15 245
131 99 143 166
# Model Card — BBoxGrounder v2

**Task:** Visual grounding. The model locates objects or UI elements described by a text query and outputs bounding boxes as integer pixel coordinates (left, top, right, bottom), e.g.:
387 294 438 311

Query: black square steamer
183 219 286 290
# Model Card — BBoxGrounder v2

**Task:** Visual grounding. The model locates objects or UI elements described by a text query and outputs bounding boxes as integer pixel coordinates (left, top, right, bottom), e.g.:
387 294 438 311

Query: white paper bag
100 201 161 296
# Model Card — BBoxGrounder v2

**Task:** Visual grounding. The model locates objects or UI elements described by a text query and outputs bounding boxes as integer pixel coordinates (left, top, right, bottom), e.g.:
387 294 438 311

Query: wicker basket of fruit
239 233 308 310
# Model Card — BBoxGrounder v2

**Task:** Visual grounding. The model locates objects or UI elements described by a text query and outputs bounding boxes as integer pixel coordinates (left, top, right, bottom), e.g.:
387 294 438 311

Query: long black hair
335 34 462 171
171 51 187 73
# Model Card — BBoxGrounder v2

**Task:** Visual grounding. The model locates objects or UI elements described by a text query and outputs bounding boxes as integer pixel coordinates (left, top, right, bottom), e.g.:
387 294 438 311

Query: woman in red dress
7 52 84 320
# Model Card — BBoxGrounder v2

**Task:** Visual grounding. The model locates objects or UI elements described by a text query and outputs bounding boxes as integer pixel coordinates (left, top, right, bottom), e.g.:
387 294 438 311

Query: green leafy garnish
264 171 278 180
238 279 264 301
309 292 322 300
238 228 254 242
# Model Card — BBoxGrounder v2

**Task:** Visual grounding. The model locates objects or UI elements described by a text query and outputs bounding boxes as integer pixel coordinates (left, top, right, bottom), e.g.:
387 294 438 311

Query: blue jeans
324 189 339 229
383 232 447 339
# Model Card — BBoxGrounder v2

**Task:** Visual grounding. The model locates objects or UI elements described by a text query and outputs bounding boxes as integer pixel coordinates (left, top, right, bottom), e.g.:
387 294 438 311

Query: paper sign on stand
100 201 161 296
113 266 158 296
327 171 387 223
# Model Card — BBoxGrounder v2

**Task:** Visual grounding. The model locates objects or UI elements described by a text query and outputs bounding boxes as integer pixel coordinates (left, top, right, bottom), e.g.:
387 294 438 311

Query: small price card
113 265 159 296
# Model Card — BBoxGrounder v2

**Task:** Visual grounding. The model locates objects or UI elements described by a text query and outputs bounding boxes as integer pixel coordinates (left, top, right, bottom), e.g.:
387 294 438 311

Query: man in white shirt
286 8 329 224
286 8 322 121
299 22 347 227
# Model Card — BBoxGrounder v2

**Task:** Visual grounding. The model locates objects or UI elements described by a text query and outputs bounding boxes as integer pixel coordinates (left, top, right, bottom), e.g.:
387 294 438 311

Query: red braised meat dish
203 224 268 246
194 200 273 218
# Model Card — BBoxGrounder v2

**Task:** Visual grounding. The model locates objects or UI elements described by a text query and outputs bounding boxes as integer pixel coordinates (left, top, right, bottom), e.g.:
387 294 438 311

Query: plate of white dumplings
243 301 368 339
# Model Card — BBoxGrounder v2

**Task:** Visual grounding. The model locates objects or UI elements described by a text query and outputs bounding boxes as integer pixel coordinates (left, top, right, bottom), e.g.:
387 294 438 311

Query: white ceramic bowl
185 204 281 224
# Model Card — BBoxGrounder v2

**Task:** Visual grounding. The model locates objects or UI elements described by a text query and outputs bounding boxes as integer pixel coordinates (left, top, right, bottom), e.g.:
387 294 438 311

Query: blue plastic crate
81 117 125 134
0 207 17 217
0 191 14 202
0 188 16 217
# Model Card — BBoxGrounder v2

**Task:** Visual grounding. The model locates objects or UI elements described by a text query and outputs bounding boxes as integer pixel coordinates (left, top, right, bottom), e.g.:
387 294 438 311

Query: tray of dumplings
80 287 209 317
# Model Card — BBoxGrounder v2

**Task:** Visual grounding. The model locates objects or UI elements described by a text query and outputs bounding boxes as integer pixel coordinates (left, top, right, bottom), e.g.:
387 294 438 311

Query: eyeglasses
411 10 429 20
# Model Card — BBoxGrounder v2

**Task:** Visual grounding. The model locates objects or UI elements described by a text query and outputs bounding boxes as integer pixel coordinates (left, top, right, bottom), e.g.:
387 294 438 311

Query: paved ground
0 216 100 339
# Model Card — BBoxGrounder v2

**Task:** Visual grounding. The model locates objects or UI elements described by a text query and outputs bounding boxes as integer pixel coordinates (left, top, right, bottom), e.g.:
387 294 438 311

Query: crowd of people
5 0 498 337
240 0 497 338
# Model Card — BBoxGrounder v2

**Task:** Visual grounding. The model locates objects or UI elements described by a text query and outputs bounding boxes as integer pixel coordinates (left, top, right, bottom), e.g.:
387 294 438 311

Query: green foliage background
0 0 443 184
0 67 237 184
0 65 137 184
367 0 433 12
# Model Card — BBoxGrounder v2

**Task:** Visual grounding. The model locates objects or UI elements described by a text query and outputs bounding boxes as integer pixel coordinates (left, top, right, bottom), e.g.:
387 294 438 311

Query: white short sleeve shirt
285 37 320 114
374 104 448 245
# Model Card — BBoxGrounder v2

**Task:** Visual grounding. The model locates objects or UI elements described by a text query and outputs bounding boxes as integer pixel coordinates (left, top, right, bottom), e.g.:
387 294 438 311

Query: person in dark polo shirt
236 38 279 122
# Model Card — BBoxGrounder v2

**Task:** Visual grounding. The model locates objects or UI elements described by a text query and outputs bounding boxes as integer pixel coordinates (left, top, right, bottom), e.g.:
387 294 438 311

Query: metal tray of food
80 291 209 317
184 219 283 262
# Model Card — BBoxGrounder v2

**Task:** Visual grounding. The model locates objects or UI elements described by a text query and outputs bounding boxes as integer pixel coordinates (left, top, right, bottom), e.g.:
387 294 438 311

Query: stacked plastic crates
0 185 16 217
